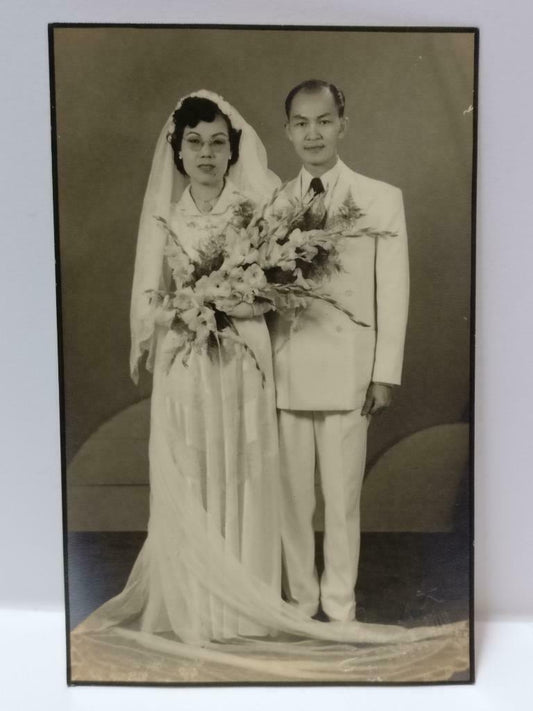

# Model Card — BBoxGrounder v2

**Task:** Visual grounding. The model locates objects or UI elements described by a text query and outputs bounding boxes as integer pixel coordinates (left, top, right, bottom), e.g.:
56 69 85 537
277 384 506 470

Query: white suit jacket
269 159 409 411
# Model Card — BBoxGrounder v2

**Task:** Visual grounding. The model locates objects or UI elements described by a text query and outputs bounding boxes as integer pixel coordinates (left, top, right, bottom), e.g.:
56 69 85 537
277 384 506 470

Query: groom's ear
284 120 293 143
339 115 349 140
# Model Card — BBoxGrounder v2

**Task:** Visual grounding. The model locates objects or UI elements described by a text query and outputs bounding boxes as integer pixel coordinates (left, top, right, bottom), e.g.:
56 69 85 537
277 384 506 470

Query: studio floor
66 531 471 683
67 531 470 630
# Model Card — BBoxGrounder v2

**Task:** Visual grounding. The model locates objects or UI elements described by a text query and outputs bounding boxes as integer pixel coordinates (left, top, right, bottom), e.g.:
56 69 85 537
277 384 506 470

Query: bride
71 90 469 683
128 91 282 643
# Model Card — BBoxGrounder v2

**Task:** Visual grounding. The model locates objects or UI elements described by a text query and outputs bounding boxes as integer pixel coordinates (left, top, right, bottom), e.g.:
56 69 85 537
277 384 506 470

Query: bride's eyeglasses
183 135 230 152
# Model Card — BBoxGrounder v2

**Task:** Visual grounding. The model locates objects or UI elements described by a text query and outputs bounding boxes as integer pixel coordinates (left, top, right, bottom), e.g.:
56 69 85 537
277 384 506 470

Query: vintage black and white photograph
50 25 476 684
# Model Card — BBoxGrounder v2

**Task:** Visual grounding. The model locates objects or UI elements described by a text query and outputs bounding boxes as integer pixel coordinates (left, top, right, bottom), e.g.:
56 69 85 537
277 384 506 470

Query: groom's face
285 88 346 175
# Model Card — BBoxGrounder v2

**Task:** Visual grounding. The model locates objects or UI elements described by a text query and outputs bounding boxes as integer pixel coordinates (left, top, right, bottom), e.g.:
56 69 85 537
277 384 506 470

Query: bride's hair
168 96 242 175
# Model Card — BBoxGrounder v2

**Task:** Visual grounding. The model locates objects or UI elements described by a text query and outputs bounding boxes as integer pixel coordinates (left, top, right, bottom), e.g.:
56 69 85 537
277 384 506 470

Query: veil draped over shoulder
129 89 280 382
71 90 469 683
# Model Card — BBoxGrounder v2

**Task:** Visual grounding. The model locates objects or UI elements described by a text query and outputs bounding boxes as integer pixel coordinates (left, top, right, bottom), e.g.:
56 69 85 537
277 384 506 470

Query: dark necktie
309 177 325 196
307 177 327 229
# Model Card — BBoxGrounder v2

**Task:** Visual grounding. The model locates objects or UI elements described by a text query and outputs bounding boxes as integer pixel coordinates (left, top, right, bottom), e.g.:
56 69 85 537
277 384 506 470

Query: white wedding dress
135 181 282 642
70 90 470 683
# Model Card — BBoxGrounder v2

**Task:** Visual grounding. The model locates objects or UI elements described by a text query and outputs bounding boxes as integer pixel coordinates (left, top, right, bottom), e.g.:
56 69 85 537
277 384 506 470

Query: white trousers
278 408 369 622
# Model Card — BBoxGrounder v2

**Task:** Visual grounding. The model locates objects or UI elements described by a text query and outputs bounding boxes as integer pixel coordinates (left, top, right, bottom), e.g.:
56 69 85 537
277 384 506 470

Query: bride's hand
224 301 273 319
153 305 176 327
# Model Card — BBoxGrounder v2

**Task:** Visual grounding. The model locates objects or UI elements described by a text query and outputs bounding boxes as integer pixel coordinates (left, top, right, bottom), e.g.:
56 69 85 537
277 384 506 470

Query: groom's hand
361 382 393 416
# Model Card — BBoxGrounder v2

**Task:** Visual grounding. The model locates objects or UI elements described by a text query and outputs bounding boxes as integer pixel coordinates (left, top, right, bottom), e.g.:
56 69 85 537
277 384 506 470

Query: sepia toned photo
50 24 476 685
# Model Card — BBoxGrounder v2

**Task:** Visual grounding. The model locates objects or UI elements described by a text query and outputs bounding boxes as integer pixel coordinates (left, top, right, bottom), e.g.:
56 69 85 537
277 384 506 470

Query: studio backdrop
53 28 474 536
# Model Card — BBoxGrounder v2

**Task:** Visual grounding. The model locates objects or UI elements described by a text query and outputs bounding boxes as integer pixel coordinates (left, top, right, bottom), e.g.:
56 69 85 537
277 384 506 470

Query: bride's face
181 115 232 187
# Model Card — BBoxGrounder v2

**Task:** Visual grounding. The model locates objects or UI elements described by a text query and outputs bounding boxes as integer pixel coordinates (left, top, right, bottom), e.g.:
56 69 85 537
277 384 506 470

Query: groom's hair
284 80 346 118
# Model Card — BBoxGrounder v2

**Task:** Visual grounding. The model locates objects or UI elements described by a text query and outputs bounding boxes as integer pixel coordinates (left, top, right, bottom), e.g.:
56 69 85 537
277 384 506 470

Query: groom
270 80 409 622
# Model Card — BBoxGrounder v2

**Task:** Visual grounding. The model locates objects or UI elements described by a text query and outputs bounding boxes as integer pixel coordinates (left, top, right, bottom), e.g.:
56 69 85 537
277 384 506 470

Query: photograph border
48 22 479 688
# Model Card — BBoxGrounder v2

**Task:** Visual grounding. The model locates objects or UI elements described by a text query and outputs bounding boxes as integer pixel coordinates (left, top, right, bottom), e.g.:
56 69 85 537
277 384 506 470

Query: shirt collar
176 179 243 216
299 159 341 196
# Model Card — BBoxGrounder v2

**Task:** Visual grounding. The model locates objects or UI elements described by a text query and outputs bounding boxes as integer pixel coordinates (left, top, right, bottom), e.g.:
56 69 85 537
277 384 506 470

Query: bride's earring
178 151 183 159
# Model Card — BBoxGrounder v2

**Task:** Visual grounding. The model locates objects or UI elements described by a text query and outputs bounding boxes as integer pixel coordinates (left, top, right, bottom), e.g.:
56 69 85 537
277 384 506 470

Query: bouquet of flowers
150 187 396 382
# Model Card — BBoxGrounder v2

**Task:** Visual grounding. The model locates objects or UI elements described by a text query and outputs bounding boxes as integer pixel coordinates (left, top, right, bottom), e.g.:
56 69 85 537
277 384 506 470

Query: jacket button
336 325 343 333
345 289 353 296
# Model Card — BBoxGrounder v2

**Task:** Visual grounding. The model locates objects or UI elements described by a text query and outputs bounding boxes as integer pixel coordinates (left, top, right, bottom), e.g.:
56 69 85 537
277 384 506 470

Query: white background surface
1 0 532 708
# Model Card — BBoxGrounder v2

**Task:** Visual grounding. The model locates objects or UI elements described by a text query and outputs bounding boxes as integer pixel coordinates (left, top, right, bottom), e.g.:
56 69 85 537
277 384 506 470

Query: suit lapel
284 173 303 201
334 160 374 215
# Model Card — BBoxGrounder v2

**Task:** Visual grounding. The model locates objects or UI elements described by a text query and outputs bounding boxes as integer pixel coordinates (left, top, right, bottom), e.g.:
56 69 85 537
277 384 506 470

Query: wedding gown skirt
71 318 470 682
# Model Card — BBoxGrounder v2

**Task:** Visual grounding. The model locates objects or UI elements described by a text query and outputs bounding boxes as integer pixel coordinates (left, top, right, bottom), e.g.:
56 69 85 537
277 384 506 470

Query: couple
73 84 465 682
